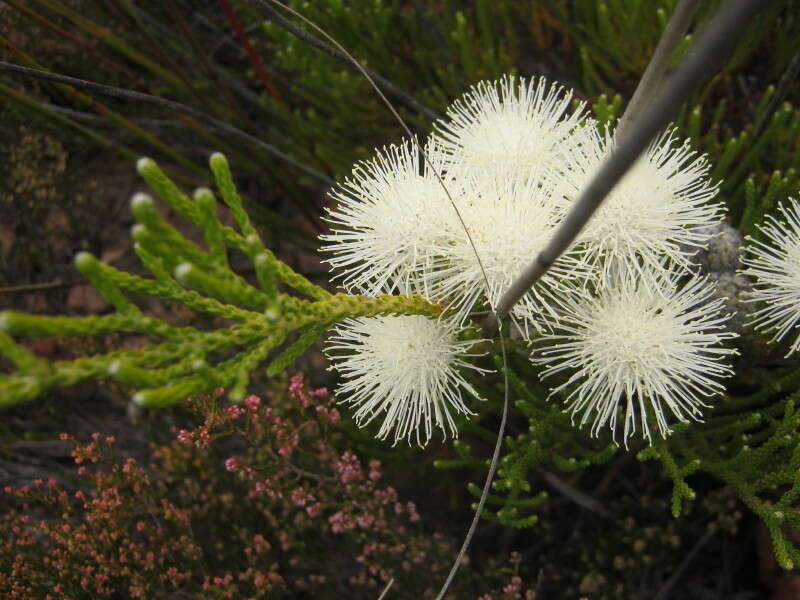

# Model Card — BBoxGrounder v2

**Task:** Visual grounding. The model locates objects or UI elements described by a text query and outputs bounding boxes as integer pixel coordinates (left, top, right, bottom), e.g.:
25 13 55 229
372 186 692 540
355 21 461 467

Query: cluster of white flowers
320 74 800 447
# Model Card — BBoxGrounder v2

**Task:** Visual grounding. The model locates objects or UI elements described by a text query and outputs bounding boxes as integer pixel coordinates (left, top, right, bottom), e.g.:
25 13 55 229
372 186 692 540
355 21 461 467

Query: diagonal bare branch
484 0 773 335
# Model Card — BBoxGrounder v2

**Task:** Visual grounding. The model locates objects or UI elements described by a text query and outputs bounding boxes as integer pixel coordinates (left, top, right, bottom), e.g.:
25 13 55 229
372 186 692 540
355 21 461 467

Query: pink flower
289 374 304 397
244 395 261 411
225 405 243 419
291 488 309 507
356 514 374 528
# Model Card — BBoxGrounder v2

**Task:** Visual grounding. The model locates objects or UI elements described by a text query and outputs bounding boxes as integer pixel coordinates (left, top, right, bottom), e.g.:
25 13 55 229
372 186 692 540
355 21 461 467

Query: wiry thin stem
653 527 716 600
161 0 254 127
377 578 394 600
217 0 283 101
485 0 773 334
539 469 609 516
0 61 334 187
616 0 701 138
255 0 442 122
435 330 508 600
256 3 508 597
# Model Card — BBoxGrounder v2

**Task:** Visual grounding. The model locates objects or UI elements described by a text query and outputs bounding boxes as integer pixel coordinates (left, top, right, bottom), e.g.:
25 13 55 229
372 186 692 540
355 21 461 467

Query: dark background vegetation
1 1 800 598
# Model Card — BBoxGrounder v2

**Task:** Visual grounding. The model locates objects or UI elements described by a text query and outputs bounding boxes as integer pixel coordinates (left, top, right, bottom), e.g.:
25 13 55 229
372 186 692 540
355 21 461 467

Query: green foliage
0 0 532 242
659 375 800 569
435 354 617 529
6 1 797 251
440 353 800 569
672 94 800 229
545 0 798 98
0 154 443 410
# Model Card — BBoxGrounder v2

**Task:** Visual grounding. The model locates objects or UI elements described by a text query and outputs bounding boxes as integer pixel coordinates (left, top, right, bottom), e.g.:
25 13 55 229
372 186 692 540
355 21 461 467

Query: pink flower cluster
3 375 506 598
289 373 340 422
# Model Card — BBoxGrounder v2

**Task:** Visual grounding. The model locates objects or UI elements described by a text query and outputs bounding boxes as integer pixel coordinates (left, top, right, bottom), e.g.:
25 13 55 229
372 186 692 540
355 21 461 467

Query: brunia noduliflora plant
530 267 738 445
4 73 800 567
327 314 486 447
0 74 750 446
323 74 736 447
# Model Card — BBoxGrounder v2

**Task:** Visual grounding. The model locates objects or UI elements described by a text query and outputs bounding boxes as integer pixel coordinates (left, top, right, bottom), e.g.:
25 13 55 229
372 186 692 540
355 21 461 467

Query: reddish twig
217 0 283 101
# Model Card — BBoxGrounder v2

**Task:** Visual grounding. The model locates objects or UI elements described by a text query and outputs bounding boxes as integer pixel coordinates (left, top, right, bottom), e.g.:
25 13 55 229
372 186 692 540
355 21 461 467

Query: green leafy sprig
0 153 443 410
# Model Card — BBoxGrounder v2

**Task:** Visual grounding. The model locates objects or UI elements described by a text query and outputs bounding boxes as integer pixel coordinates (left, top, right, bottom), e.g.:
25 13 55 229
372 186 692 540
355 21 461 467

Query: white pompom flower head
326 314 487 447
531 267 738 446
421 172 593 332
741 198 800 356
319 138 456 297
433 74 593 182
563 128 725 282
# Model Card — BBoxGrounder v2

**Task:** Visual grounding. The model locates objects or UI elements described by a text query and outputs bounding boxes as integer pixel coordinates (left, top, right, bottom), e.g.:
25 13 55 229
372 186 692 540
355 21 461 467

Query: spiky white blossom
421 173 591 329
741 198 800 356
433 74 592 182
320 74 735 447
326 314 484 446
531 269 738 445
320 140 456 296
561 129 724 281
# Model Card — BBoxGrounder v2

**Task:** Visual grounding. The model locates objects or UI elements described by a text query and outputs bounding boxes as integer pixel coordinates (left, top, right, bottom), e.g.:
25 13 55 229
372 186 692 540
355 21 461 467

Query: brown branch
0 281 77 294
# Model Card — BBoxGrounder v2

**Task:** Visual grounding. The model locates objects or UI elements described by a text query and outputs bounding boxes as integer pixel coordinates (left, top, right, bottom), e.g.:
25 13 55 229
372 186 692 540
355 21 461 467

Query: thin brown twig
217 0 283 101
538 469 609 517
653 527 716 600
0 281 77 294
254 4 509 599
161 0 255 129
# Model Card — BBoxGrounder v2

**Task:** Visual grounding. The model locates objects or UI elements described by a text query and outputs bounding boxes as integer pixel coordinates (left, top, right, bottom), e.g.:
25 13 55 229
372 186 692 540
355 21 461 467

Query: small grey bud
685 223 744 273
